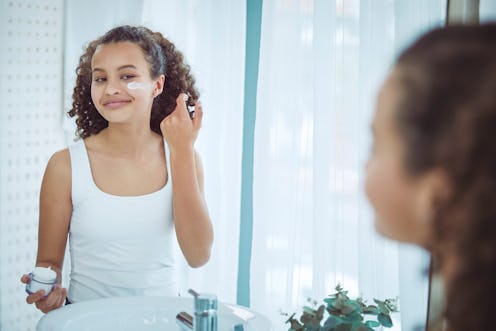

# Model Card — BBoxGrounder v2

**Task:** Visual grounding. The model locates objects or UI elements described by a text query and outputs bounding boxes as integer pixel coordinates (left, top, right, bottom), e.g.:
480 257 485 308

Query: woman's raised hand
160 93 203 153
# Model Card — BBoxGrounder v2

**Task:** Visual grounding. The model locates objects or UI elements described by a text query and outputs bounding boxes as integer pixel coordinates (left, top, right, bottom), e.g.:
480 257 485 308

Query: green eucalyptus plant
284 284 399 331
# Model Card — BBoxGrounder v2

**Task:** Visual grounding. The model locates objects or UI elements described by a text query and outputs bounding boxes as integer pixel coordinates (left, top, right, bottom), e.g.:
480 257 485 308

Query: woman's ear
415 168 452 240
428 169 451 206
153 74 165 97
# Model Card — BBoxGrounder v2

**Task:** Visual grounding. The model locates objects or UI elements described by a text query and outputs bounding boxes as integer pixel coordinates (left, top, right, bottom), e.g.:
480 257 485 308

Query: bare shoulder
46 148 71 174
42 148 71 193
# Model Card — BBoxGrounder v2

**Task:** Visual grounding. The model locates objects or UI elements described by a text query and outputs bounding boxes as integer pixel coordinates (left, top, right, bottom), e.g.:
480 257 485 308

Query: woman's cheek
364 157 381 215
365 157 405 240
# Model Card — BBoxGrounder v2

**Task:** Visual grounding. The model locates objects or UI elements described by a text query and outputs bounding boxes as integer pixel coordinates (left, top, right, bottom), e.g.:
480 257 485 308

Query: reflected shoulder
47 148 71 173
43 148 71 189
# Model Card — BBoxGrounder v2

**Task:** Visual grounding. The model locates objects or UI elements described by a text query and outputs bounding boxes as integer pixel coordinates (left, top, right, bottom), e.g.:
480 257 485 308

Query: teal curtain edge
237 0 263 307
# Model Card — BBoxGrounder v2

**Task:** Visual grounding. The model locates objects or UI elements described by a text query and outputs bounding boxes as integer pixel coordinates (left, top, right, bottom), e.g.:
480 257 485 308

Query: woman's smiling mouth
102 99 132 110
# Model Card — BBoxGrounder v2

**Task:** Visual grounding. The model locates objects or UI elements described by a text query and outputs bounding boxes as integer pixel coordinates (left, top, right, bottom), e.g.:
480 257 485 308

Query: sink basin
36 296 273 331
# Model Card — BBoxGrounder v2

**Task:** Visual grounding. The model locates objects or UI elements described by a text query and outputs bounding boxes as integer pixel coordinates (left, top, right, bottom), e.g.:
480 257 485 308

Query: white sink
36 296 273 331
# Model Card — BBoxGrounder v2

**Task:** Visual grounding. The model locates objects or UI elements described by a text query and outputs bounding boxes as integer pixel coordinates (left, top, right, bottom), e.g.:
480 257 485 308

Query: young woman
21 25 213 313
365 24 496 331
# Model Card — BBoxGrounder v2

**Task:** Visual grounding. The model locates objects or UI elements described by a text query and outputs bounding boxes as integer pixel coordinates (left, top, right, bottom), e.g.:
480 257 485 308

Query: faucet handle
188 289 200 298
188 289 218 331
188 288 218 313
176 311 194 330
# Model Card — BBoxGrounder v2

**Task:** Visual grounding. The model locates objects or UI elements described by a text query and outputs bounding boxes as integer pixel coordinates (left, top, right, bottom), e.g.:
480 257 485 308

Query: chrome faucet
176 289 218 331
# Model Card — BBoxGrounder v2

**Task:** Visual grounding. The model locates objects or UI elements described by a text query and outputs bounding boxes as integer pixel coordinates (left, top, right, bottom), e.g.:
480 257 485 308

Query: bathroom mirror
0 1 442 330
1 1 245 330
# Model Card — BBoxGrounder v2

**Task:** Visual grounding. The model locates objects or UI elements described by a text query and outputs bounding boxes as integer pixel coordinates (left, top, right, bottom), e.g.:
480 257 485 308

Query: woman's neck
96 124 161 158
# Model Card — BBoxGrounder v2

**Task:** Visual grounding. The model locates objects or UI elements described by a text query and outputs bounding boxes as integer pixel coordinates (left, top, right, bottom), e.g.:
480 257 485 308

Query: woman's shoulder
46 147 71 176
41 147 72 195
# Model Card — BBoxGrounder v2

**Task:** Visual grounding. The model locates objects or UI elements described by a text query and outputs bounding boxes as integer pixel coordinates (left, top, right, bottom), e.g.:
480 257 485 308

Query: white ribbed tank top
67 139 176 303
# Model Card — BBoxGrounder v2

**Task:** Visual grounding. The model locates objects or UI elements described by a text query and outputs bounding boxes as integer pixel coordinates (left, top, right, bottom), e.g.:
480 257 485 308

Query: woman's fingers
35 286 66 313
192 101 203 128
56 287 67 307
26 284 66 313
160 93 202 149
180 93 190 118
20 274 30 284
43 288 61 307
26 290 45 304
175 93 198 121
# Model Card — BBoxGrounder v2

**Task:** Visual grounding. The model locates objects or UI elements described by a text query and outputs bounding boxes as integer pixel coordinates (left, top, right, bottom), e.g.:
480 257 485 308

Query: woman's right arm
21 149 72 313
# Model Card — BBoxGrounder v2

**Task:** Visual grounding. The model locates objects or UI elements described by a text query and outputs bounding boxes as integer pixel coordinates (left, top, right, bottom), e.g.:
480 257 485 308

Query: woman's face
365 73 433 247
90 41 164 124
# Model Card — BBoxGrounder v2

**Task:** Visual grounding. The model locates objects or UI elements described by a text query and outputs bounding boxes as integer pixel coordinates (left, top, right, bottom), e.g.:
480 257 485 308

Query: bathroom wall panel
0 0 65 330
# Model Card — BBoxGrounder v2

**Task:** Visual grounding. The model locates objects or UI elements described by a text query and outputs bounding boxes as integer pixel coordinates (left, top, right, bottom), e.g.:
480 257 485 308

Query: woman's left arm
170 147 213 267
161 93 213 268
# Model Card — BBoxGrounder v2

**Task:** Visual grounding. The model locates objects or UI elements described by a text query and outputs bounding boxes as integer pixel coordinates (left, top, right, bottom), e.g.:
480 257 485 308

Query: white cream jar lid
32 267 57 283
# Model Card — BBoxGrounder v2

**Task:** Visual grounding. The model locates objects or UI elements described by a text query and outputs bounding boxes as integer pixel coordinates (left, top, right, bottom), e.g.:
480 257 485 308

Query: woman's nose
104 79 122 95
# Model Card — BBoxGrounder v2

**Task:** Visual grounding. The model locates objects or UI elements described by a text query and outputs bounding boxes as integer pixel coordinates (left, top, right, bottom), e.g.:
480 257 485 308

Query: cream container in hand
25 266 57 296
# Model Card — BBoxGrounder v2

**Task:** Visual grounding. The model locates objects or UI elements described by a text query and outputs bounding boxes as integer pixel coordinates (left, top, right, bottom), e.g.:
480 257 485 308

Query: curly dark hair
393 24 496 331
68 25 199 138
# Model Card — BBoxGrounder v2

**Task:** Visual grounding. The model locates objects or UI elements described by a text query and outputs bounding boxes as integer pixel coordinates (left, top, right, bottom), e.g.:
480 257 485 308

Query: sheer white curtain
141 0 246 302
251 1 445 330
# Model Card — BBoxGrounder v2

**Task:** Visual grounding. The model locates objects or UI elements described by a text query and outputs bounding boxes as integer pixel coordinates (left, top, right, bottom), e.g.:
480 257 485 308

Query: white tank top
67 139 176 303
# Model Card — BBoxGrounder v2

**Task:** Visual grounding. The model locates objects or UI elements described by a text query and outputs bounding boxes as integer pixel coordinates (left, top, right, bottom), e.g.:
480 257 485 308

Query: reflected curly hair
393 24 496 331
68 25 199 138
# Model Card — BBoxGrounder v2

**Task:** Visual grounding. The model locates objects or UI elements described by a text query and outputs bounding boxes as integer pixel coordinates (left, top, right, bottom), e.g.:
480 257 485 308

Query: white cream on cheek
126 81 149 90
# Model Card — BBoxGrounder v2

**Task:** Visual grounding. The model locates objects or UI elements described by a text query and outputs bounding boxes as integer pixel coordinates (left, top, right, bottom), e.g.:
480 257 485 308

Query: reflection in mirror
1 1 245 330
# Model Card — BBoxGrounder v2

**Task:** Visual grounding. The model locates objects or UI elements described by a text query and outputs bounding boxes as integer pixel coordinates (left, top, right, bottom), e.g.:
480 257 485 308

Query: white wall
0 0 65 330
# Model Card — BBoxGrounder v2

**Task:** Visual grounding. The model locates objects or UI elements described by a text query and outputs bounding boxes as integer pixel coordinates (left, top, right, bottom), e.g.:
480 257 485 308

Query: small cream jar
25 267 57 296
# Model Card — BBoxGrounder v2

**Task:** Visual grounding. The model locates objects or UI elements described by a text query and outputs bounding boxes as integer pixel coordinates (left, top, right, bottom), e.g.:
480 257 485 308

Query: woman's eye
122 75 136 80
93 77 106 83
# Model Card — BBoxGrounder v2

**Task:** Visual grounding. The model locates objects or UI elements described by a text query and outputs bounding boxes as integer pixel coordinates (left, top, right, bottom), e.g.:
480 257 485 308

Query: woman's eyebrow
92 65 137 73
117 65 137 71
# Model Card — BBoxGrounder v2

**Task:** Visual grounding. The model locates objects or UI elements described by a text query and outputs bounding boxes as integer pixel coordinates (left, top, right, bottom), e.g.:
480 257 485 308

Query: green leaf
373 299 390 314
285 284 397 331
302 306 317 315
341 303 358 315
335 294 349 306
316 305 326 317
365 320 380 328
378 313 393 327
344 312 364 323
335 323 352 331
324 297 336 305
362 305 379 315
323 316 338 329
347 301 363 310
